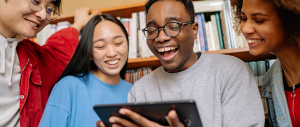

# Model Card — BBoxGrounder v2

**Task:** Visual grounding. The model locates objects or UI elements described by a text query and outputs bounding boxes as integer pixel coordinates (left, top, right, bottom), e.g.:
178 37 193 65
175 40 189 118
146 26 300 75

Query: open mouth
25 19 40 28
105 59 120 65
246 39 264 44
157 46 178 58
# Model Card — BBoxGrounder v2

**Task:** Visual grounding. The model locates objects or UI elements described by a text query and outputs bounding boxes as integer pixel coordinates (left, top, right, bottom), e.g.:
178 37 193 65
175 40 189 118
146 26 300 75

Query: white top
0 34 22 127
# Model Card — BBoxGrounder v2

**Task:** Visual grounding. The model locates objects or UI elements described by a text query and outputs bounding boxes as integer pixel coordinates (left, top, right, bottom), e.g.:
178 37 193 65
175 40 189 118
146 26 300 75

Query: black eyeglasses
142 21 194 40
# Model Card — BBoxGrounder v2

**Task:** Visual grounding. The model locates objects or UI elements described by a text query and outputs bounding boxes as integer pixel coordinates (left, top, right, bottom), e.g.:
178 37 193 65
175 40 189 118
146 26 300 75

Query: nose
34 6 48 21
106 45 117 57
155 28 171 43
241 20 255 35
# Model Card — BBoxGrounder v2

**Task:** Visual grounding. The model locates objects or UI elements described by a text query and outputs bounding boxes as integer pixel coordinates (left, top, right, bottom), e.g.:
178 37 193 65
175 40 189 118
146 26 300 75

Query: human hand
96 108 184 127
72 7 99 32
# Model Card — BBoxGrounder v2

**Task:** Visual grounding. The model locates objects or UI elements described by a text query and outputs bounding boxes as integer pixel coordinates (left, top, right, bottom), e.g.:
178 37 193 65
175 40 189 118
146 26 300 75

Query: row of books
121 3 247 58
193 11 248 53
119 11 155 59
124 67 152 84
246 58 277 115
246 59 276 86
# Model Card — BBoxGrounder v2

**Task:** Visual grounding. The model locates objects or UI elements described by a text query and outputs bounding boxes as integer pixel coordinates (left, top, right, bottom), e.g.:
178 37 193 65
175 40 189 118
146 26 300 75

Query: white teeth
158 47 177 52
247 39 263 43
106 60 119 65
26 20 38 27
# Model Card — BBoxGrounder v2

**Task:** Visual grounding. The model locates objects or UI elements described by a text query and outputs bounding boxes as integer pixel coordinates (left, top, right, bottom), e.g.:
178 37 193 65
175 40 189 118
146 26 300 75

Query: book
219 11 229 49
248 62 258 85
215 12 225 49
256 61 266 86
129 13 138 59
207 22 215 51
196 13 206 51
210 15 220 50
200 13 208 51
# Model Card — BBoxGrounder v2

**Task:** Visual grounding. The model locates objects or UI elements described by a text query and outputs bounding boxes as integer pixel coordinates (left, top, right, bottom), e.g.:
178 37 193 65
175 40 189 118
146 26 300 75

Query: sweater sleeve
38 105 71 127
127 87 136 103
38 76 77 127
42 27 79 68
220 60 265 127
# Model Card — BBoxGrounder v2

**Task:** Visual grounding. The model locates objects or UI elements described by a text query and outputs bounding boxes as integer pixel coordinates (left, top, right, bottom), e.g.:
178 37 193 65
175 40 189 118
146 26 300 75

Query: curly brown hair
232 0 300 46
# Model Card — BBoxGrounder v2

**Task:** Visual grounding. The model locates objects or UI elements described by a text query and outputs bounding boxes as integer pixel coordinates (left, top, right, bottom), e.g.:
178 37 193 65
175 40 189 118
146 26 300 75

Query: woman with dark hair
232 0 300 126
38 14 132 127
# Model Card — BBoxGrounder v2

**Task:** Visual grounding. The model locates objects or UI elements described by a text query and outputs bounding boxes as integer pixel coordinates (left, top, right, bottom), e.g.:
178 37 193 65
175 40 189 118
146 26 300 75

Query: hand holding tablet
94 100 203 127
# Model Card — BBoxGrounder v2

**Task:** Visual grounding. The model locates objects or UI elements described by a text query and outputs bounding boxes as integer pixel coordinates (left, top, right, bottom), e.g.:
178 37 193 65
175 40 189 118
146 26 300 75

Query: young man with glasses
0 0 98 126
97 0 264 126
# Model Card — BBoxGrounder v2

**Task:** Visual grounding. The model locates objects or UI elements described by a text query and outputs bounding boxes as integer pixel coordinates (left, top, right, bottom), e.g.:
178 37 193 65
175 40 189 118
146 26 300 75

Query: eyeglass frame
28 0 60 21
142 21 194 40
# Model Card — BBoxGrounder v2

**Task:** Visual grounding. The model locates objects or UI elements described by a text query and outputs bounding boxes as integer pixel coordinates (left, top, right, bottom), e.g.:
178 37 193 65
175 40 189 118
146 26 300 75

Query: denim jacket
262 60 292 127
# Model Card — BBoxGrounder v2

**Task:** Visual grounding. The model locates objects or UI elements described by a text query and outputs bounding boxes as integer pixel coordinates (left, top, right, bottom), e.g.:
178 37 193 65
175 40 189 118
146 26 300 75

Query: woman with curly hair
232 0 300 126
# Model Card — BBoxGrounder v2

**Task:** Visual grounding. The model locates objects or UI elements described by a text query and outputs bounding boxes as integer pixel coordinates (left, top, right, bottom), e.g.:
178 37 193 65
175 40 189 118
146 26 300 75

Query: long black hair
58 14 129 82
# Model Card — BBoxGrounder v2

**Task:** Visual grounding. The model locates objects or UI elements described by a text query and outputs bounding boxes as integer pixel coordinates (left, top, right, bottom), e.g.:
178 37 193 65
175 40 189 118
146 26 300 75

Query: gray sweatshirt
128 53 265 127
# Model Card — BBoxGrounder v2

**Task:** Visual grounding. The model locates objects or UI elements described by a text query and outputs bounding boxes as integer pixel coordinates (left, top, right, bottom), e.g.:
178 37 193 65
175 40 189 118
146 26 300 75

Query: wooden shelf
50 0 220 24
126 48 276 69
51 2 146 24
50 1 276 69
204 47 276 62
127 56 160 69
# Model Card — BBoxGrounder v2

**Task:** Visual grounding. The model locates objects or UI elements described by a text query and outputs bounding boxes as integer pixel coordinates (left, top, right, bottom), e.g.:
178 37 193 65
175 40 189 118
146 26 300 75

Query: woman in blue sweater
39 14 132 127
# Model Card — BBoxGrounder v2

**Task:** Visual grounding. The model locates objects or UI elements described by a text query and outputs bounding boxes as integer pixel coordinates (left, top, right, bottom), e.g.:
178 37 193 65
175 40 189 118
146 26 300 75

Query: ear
192 22 198 39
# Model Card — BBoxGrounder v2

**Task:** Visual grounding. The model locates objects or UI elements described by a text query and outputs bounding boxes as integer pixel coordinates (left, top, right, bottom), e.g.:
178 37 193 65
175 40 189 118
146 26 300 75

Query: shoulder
19 39 42 50
262 59 280 85
201 53 248 72
203 53 246 66
120 79 133 89
52 75 86 92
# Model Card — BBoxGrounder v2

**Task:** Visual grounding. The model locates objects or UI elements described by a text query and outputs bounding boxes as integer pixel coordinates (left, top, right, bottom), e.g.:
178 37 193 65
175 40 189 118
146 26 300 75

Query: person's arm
71 7 99 32
38 105 71 127
220 61 265 127
38 77 74 127
37 7 98 87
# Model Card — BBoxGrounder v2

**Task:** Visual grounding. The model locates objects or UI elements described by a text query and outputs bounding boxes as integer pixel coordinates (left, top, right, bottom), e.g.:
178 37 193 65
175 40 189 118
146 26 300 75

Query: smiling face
240 0 285 55
146 0 198 72
0 0 50 38
92 20 128 77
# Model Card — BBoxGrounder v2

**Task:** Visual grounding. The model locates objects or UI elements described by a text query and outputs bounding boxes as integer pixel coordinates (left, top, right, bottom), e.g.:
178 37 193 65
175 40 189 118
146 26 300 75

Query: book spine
197 13 206 51
200 13 208 51
215 12 225 49
210 15 220 50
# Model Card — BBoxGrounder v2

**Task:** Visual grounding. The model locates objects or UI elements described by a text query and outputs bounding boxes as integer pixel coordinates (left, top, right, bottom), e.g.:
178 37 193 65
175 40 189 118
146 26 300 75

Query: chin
22 32 37 39
161 62 181 71
249 49 268 56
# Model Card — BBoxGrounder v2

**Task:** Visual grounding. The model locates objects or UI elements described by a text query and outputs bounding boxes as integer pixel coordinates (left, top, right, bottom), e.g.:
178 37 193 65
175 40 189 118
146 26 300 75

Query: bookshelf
127 48 276 69
50 0 272 123
51 1 276 70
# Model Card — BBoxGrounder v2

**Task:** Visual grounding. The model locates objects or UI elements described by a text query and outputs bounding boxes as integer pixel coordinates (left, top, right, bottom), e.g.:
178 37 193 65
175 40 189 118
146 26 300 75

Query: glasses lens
144 26 158 40
29 0 44 11
46 5 59 21
165 23 180 37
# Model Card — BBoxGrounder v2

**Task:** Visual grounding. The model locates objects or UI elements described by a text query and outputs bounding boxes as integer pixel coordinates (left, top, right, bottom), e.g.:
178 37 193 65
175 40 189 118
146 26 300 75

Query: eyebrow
93 35 124 43
146 17 182 26
241 12 269 17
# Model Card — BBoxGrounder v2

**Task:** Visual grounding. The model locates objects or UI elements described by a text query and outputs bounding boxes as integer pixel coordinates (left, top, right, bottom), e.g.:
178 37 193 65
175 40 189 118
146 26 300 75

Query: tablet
93 100 202 127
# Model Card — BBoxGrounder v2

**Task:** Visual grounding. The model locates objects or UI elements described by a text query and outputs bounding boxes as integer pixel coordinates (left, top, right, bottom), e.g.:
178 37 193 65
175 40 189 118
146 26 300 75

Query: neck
274 43 300 86
166 52 198 73
91 70 121 85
